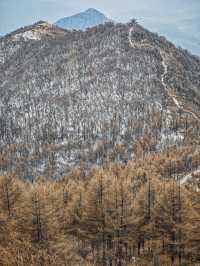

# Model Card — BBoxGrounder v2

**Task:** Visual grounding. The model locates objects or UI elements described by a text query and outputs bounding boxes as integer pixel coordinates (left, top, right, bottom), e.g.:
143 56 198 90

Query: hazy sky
0 0 200 54
0 0 199 34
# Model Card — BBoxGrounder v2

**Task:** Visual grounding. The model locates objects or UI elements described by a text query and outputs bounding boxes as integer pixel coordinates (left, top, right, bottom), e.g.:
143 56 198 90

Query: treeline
0 145 200 265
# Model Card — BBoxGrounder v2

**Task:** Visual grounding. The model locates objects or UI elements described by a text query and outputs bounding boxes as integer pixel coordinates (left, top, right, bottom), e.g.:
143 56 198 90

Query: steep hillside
55 8 112 31
0 20 200 179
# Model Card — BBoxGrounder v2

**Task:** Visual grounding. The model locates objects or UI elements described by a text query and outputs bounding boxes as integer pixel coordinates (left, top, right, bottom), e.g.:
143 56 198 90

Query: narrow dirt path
128 27 200 122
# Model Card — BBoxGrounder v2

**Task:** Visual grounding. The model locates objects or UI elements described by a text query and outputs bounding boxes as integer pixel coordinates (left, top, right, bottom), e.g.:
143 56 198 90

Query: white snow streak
14 31 41 41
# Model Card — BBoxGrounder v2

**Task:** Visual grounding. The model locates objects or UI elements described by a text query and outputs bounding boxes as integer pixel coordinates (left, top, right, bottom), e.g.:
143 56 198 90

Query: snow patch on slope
13 30 41 41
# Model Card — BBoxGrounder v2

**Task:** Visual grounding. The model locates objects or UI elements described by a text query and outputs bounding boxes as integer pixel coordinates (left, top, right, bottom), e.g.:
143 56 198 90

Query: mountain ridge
4 21 68 41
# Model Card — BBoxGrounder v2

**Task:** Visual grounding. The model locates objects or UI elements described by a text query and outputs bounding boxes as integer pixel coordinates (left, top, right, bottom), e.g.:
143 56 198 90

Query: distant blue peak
55 8 111 31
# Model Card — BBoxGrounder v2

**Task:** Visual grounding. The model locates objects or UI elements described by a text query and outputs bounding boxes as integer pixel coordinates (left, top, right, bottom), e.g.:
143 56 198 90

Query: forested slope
0 20 200 179
1 145 200 265
0 19 200 266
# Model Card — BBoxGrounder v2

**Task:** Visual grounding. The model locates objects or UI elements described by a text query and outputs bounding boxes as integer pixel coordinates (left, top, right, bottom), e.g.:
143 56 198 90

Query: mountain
0 20 200 179
55 8 112 31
